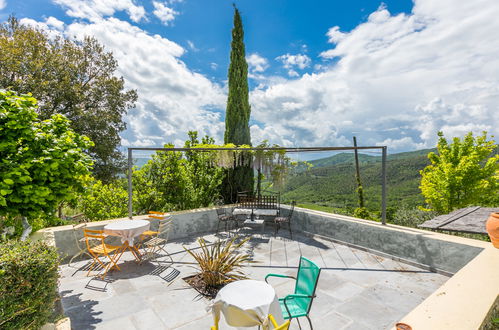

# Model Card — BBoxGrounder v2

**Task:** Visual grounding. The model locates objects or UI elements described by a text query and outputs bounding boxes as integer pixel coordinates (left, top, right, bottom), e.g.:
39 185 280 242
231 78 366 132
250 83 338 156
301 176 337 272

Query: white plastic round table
211 279 284 329
103 220 150 245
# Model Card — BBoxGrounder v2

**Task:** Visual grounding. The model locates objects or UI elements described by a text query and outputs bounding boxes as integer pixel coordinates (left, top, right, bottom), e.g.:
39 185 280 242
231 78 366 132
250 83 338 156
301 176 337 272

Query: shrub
0 240 59 330
390 207 437 228
353 207 372 220
78 179 128 221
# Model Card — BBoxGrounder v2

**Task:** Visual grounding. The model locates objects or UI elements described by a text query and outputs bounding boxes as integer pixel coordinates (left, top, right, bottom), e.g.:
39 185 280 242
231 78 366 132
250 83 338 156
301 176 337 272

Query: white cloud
152 1 178 25
45 16 65 30
246 53 269 73
276 53 311 70
53 0 146 23
61 17 225 147
251 0 499 151
0 0 6 11
275 53 311 77
19 17 64 39
325 26 347 44
187 40 198 51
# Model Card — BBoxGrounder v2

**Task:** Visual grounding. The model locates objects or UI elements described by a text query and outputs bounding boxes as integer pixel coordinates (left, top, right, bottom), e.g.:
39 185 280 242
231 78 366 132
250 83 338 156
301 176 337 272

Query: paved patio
59 227 449 330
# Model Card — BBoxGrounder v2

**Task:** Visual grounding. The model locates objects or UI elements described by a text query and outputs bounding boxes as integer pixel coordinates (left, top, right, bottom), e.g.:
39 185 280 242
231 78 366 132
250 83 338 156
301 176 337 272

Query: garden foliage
0 90 93 233
420 131 499 213
78 179 129 221
132 132 225 214
0 240 59 330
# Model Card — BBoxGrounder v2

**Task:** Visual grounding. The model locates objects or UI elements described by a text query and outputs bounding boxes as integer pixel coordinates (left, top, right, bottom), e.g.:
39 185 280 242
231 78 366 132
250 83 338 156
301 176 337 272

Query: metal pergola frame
127 145 388 224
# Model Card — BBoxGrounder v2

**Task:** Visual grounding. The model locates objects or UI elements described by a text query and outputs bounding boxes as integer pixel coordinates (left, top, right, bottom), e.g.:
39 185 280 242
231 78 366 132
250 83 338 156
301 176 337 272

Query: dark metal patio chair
216 207 235 233
274 201 296 238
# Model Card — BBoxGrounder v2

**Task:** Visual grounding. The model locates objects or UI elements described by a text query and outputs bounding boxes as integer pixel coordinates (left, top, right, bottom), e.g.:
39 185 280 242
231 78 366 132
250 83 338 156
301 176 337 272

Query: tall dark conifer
222 6 254 203
224 6 251 145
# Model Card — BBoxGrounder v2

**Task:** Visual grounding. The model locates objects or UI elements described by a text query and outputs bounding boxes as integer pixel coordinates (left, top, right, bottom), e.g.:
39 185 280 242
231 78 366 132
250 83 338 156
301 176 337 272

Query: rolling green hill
281 148 436 211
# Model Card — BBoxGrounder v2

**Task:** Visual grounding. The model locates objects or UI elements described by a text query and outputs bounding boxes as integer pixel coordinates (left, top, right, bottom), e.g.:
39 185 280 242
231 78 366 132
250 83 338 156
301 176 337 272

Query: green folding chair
265 256 321 329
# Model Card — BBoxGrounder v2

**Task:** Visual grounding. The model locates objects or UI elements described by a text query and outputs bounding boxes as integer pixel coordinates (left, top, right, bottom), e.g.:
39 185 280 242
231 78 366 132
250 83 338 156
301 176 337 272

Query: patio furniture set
70 212 173 279
217 193 296 238
70 201 319 329
211 256 321 329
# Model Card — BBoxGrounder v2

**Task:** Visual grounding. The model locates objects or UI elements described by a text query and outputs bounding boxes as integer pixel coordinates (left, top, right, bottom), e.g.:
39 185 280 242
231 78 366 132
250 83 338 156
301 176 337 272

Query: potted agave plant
183 237 252 298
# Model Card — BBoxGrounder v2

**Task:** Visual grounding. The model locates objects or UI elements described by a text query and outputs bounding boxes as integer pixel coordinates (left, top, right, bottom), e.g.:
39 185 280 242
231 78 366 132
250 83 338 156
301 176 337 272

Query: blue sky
1 0 498 153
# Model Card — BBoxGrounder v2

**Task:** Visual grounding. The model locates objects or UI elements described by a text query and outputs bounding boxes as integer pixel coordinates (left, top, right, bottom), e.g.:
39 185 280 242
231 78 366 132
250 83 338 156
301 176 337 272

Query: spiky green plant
184 237 251 289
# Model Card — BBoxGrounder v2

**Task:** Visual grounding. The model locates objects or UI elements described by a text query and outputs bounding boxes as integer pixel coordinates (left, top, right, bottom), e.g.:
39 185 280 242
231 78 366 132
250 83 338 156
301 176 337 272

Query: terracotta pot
395 323 412 330
486 212 499 248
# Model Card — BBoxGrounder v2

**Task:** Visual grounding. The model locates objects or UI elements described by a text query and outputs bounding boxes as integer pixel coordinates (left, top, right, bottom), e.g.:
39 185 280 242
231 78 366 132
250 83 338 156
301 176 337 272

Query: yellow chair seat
89 244 122 254
144 237 167 247
141 230 159 237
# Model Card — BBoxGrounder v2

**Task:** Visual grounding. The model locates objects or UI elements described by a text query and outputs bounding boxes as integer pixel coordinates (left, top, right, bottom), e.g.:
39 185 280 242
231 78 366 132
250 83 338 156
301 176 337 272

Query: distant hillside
282 148 436 211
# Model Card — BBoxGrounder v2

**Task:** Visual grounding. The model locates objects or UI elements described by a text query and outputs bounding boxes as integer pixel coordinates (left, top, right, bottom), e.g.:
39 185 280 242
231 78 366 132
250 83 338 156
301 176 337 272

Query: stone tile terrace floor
59 228 449 330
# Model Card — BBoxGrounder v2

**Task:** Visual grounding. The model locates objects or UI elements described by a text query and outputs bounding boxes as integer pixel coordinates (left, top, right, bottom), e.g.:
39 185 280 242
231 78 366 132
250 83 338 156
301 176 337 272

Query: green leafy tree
223 6 253 202
0 90 93 239
0 17 137 182
420 131 499 214
132 132 225 213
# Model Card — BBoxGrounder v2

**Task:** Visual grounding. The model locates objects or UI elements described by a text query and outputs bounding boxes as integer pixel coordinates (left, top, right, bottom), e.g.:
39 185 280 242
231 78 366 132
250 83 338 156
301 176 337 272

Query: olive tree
0 90 93 239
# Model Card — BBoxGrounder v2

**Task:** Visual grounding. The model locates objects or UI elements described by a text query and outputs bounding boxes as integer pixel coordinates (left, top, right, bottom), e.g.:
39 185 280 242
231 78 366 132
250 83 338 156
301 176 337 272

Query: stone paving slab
59 230 449 329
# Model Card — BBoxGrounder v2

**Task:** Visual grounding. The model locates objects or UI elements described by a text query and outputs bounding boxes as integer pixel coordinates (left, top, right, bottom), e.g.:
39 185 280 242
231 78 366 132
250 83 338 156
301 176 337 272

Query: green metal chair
265 256 321 329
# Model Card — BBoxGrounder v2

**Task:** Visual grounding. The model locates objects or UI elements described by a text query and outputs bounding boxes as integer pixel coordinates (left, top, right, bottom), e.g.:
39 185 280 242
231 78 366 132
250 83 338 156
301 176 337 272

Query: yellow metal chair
140 211 170 238
269 314 291 330
83 228 124 278
209 314 289 330
141 215 173 262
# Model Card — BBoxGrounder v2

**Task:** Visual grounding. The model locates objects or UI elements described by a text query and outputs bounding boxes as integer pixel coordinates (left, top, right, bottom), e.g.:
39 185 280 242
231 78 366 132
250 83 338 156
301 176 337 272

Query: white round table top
104 219 150 231
216 279 275 310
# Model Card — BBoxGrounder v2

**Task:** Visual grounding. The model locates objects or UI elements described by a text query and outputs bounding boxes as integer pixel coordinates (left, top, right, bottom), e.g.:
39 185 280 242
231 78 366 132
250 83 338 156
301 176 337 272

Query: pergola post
128 148 133 219
381 146 387 225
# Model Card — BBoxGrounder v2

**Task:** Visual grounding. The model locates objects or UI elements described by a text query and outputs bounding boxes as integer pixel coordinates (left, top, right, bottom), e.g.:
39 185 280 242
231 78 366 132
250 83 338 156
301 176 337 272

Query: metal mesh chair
265 256 321 329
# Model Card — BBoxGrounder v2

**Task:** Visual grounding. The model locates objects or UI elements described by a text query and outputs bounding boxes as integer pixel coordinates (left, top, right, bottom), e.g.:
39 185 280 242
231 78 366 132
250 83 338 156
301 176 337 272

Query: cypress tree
222 6 254 203
224 6 251 145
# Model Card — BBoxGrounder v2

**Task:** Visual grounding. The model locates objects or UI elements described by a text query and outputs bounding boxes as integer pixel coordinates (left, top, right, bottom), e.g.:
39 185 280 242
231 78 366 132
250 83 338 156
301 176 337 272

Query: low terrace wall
289 206 485 275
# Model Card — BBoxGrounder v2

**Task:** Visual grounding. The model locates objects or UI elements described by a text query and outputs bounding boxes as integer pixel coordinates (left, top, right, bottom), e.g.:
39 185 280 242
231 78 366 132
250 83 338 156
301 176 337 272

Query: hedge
0 240 59 330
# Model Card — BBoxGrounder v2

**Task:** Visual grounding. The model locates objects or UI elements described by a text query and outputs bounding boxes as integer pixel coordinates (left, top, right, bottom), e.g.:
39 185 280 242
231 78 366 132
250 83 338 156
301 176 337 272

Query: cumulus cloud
275 53 311 77
251 0 499 151
60 17 225 147
152 1 178 25
20 17 65 39
53 0 146 22
0 0 6 11
246 53 269 74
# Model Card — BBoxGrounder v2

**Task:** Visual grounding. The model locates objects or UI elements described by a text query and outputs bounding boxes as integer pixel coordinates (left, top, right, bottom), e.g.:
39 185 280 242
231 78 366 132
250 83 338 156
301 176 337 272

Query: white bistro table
211 279 284 329
104 219 150 261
